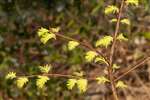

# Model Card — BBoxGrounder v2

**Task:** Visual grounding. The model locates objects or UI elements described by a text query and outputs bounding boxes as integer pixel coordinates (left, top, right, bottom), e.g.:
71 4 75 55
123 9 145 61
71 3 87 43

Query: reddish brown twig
108 0 125 100
55 32 110 65
114 56 150 81
17 73 96 80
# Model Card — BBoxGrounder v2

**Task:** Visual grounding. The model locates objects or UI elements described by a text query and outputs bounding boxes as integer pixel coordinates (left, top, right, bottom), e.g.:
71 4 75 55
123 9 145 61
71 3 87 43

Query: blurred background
0 0 150 100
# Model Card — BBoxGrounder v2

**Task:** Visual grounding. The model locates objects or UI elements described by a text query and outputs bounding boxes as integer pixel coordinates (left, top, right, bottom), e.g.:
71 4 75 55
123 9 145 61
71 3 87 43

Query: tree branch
55 32 110 65
108 0 125 100
114 56 150 81
17 73 96 80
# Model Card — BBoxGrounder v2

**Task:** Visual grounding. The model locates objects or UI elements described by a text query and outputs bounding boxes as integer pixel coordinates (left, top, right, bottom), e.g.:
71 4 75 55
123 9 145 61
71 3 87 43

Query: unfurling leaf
112 64 120 70
104 5 119 15
96 76 110 84
85 51 98 62
121 19 131 25
39 64 52 73
50 27 60 33
68 41 79 50
117 33 128 41
6 72 16 79
38 27 49 37
116 81 127 89
95 56 108 65
77 79 88 93
37 27 56 44
67 79 77 90
16 77 28 88
40 33 56 44
112 64 120 72
36 76 49 88
126 0 139 6
95 36 113 48
110 18 117 23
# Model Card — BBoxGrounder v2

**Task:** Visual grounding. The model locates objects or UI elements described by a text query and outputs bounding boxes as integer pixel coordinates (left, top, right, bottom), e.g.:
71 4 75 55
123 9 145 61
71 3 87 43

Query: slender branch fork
17 56 149 80
114 56 150 81
15 0 150 99
55 32 110 64
17 55 150 81
107 0 125 100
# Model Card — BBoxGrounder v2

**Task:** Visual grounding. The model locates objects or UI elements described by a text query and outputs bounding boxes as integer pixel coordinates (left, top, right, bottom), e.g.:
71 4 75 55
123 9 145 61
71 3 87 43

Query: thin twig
17 73 96 80
108 0 125 100
114 56 150 81
55 32 110 65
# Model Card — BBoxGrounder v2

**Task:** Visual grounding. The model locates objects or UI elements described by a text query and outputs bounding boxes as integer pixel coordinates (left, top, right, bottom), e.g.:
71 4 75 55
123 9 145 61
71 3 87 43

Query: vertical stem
108 0 125 100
